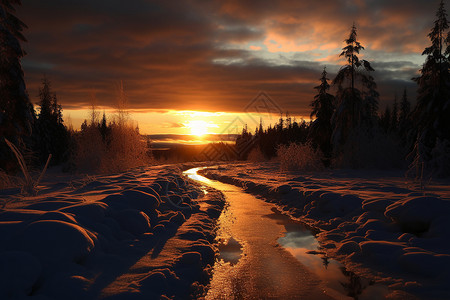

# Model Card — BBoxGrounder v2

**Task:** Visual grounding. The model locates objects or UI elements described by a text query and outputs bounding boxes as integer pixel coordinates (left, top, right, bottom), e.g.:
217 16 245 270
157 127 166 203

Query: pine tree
0 0 34 171
99 111 108 142
391 94 398 132
309 67 335 161
37 77 53 120
412 0 450 175
332 23 377 146
380 105 391 133
399 89 411 125
34 77 69 165
398 88 411 144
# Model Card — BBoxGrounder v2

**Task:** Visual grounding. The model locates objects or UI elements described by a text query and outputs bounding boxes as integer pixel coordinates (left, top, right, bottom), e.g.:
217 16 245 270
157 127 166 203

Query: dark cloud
16 0 438 116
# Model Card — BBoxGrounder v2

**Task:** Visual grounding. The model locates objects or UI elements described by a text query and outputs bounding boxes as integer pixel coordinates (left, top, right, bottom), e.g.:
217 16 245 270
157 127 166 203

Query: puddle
271 207 390 299
217 236 243 265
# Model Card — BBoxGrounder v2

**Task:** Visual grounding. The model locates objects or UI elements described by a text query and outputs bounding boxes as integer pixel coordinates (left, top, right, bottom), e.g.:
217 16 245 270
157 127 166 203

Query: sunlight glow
185 120 210 136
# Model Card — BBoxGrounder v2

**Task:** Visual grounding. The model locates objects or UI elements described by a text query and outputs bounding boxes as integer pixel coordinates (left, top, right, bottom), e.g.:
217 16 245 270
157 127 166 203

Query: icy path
185 167 335 299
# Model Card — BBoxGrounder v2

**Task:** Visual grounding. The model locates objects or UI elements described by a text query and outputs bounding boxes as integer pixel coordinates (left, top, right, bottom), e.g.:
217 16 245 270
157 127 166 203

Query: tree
309 67 335 162
34 77 69 165
399 88 411 125
99 111 109 142
390 94 398 132
398 89 411 145
332 23 377 147
380 105 391 133
412 0 450 175
0 0 34 171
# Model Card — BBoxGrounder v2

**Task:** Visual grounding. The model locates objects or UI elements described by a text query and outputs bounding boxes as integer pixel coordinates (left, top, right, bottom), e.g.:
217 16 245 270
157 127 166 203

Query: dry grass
277 142 324 172
0 170 19 190
3 138 51 195
75 123 150 174
99 124 149 173
247 147 266 162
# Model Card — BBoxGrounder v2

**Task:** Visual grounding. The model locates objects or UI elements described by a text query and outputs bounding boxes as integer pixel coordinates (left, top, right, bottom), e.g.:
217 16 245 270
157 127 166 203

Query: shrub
247 147 266 162
74 122 150 174
74 126 105 173
277 142 324 171
99 123 149 173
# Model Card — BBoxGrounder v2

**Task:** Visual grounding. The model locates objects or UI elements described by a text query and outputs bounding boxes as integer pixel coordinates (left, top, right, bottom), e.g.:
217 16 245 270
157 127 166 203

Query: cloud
16 0 438 117
164 122 185 128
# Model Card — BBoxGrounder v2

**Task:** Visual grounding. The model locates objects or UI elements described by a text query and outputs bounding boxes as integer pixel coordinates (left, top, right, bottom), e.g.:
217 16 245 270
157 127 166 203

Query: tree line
237 1 450 177
0 1 149 174
1 0 450 177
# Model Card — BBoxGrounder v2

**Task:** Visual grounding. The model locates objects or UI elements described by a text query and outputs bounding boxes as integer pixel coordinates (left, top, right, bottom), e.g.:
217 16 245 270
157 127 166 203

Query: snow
199 162 450 299
2 161 449 299
0 163 224 299
0 251 42 299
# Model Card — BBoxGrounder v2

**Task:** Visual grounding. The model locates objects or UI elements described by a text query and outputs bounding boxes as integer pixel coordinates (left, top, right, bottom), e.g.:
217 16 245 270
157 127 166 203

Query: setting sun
185 120 210 136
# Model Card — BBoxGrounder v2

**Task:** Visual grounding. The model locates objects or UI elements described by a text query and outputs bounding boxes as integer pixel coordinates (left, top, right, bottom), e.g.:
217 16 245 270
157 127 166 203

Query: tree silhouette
399 89 411 125
0 0 34 171
332 23 377 153
379 105 391 133
390 94 398 132
309 67 335 163
34 77 69 165
412 0 450 175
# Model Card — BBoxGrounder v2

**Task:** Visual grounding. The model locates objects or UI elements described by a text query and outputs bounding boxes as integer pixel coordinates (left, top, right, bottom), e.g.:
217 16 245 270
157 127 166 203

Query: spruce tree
380 105 391 133
399 89 411 123
412 0 450 175
34 77 69 165
0 0 34 171
391 94 398 132
309 67 335 162
332 23 377 147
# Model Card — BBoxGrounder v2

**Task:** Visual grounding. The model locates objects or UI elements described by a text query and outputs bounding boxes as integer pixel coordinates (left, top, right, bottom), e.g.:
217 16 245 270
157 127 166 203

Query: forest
1 0 450 183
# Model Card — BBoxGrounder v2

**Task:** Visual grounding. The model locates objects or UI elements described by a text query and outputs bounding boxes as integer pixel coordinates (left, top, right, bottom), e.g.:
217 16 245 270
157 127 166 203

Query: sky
16 0 440 135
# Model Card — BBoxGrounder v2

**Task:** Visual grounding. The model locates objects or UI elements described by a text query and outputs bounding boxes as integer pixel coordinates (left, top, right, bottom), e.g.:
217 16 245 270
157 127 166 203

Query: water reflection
184 167 389 299
217 236 243 265
274 207 388 300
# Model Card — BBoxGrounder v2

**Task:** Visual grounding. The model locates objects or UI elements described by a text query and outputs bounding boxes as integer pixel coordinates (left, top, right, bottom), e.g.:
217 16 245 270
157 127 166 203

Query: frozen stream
184 167 389 299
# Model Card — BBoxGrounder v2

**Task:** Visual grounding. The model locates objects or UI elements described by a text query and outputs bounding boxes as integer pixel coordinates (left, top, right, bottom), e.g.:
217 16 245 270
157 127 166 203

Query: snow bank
199 162 450 299
0 251 42 299
0 164 224 299
17 220 96 263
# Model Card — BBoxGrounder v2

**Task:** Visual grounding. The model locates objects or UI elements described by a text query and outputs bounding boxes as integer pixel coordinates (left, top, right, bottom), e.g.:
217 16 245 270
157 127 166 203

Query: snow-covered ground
0 163 224 299
199 162 450 299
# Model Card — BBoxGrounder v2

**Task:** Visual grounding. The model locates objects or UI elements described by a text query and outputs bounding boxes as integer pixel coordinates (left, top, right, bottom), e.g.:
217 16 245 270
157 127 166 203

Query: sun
186 120 209 137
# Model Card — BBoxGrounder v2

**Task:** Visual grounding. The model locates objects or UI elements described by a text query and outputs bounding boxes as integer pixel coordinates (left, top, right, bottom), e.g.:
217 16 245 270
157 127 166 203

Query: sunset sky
17 0 437 136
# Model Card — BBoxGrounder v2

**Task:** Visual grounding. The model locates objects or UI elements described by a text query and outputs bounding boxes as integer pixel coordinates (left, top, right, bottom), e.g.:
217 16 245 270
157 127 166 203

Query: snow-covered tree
0 0 34 171
309 67 335 162
412 0 450 176
332 23 378 155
